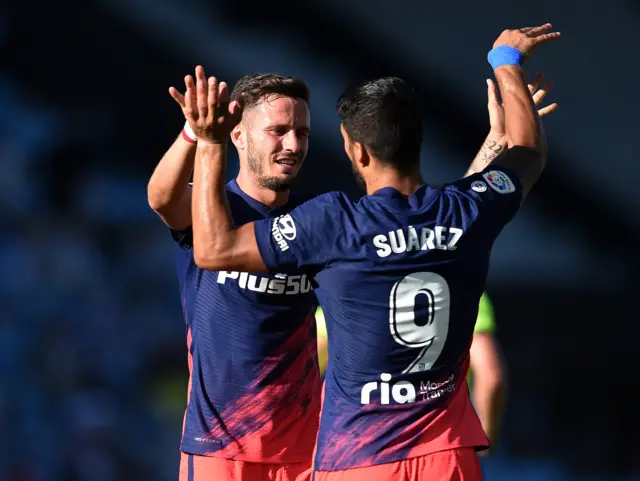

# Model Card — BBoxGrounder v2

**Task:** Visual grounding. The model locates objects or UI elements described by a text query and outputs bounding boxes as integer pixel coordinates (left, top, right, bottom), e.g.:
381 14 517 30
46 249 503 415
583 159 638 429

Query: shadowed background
1 1 638 479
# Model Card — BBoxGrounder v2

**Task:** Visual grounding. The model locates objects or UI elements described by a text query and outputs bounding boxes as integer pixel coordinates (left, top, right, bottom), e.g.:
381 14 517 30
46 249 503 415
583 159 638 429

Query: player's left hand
493 24 561 59
487 71 558 137
169 65 243 144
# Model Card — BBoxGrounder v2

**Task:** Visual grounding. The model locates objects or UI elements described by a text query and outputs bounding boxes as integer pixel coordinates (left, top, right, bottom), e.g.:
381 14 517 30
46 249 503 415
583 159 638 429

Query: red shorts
179 453 312 481
313 448 482 481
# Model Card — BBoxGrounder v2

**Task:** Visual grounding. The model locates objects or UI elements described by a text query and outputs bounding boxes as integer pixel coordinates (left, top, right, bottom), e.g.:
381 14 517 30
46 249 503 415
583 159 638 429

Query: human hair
231 73 310 109
336 77 422 172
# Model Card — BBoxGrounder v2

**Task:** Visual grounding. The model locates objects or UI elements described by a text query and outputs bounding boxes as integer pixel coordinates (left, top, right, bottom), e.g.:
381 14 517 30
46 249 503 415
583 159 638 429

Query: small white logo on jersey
482 170 515 194
272 215 295 252
276 214 296 240
471 180 487 193
360 373 456 405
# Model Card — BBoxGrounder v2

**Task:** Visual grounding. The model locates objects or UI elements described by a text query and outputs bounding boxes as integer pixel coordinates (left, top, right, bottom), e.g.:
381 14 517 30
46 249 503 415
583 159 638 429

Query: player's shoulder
292 190 352 211
288 189 317 208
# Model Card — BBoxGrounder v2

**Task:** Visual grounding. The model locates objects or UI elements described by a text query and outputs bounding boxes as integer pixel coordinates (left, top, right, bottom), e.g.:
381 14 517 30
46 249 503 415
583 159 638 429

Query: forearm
494 66 542 151
465 132 508 177
472 377 506 444
147 134 196 209
192 141 235 268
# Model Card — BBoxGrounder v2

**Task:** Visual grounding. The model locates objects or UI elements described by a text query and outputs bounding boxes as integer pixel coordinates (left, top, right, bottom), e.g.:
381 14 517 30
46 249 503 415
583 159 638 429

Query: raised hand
169 65 242 143
487 72 558 136
493 24 561 58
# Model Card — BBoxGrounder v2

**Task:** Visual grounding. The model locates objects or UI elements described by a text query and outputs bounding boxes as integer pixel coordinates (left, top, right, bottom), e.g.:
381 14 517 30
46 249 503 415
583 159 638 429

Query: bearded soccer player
148 71 320 481
186 23 560 481
314 73 557 385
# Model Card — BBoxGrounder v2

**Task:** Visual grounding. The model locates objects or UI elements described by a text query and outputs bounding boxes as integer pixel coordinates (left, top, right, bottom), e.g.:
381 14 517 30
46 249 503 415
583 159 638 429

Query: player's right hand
487 72 558 135
168 65 243 143
493 24 561 59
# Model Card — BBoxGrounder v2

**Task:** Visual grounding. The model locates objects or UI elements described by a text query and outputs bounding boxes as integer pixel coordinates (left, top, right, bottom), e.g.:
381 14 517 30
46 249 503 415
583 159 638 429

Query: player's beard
351 162 366 192
246 140 295 192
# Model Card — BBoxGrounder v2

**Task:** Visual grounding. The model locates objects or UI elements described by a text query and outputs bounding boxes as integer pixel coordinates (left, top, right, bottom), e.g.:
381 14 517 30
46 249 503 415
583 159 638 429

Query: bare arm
191 140 265 272
147 130 195 231
184 67 265 272
465 73 557 178
465 133 507 177
491 66 545 201
488 25 560 200
148 78 205 231
469 332 506 447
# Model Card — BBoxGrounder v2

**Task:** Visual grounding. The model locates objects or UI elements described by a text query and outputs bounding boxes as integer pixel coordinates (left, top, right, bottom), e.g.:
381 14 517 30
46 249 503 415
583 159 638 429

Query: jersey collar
227 179 297 217
370 184 433 210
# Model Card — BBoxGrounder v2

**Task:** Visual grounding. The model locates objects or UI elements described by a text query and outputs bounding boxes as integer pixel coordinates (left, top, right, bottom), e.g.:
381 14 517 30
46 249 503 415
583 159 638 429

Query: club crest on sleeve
482 170 515 194
471 181 487 193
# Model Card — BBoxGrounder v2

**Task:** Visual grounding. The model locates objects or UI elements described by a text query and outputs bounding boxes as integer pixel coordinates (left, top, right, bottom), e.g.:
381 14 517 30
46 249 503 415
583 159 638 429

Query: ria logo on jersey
217 271 311 295
272 214 296 252
360 373 456 405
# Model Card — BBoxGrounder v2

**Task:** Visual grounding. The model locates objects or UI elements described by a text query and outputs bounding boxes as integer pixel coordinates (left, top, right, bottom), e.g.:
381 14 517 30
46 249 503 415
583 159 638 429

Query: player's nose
281 130 301 153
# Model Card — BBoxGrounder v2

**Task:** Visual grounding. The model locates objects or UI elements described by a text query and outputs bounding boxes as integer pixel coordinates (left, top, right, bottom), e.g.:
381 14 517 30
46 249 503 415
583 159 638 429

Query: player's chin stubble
247 145 294 192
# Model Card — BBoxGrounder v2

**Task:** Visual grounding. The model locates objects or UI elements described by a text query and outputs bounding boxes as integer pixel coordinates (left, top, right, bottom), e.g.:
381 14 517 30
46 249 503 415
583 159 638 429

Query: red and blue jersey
173 179 320 463
254 168 522 471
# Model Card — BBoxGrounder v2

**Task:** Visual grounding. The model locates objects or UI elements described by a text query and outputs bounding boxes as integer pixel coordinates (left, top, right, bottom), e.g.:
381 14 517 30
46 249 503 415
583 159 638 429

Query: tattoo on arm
480 139 507 168
465 137 508 177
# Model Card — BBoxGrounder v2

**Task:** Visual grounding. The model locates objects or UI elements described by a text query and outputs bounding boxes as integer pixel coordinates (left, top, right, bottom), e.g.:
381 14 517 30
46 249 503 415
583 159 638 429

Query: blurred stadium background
1 1 638 480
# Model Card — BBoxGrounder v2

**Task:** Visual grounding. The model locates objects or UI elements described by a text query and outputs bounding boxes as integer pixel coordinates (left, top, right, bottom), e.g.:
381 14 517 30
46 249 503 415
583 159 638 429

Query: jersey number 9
389 272 451 374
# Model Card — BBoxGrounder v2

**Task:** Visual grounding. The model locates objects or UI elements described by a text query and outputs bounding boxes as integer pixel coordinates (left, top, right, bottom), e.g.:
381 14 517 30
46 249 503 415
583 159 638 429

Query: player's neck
366 167 423 197
235 171 290 209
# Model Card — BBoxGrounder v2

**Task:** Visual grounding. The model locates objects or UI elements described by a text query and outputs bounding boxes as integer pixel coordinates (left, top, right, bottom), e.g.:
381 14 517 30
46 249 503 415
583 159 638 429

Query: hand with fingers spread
487 72 558 138
492 23 561 61
169 65 243 144
466 71 558 177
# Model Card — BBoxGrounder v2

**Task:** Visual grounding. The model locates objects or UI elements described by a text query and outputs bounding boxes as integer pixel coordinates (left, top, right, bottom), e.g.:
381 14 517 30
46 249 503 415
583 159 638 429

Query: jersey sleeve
445 166 523 242
474 293 496 334
254 191 348 274
169 226 193 250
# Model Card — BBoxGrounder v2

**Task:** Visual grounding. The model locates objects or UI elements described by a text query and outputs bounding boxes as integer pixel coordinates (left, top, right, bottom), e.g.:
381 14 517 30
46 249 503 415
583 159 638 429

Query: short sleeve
169 226 193 250
254 191 347 274
474 293 496 334
445 166 523 241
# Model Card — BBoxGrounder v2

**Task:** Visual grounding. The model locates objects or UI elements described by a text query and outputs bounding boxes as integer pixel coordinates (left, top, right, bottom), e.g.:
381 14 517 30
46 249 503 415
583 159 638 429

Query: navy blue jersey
174 179 320 462
254 168 521 471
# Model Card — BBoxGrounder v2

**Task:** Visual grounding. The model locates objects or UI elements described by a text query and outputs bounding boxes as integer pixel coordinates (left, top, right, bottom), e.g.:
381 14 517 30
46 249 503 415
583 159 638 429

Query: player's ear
354 142 369 168
231 124 244 150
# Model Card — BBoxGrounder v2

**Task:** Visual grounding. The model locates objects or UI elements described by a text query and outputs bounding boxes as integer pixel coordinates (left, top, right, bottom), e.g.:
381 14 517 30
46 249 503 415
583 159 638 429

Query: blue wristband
487 46 524 69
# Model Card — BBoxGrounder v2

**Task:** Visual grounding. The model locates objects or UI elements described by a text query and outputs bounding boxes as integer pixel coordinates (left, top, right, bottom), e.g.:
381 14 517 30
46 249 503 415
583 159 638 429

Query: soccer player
186 24 560 480
314 73 557 384
147 71 321 481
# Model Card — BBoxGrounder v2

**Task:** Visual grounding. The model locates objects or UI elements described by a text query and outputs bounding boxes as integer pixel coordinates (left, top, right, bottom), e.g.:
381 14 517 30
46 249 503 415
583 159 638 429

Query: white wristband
182 120 197 143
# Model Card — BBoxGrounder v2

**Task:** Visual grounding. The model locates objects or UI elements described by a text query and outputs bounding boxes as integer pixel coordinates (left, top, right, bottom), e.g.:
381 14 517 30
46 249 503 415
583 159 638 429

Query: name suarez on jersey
372 225 464 258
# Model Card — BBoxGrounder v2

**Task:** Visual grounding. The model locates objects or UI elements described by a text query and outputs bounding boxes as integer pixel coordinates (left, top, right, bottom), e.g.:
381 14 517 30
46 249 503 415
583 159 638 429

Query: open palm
488 72 558 137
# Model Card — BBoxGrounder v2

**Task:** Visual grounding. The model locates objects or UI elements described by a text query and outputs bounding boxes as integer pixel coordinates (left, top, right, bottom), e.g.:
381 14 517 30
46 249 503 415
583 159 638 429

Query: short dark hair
337 77 422 173
231 73 310 110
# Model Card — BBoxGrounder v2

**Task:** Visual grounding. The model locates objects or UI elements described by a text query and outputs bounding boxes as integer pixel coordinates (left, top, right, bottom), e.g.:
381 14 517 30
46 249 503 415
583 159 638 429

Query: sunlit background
1 1 639 480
